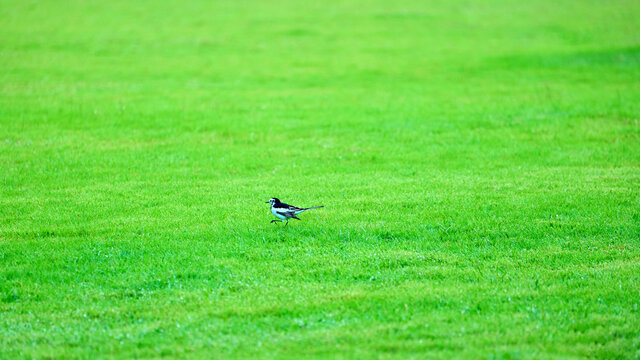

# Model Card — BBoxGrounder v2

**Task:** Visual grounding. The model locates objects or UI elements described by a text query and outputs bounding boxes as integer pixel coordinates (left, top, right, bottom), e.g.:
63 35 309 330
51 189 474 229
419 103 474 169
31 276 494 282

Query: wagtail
266 198 324 226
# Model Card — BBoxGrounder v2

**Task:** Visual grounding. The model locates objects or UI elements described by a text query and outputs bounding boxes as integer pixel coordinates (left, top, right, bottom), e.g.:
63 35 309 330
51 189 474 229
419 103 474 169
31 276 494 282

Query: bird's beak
265 201 270 203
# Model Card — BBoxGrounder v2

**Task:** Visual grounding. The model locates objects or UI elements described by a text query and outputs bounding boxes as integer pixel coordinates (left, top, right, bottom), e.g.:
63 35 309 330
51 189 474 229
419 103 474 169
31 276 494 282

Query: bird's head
266 198 280 205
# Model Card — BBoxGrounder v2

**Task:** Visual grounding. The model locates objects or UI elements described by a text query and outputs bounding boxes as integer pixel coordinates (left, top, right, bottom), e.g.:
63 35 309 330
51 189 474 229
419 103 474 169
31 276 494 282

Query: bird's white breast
271 207 287 219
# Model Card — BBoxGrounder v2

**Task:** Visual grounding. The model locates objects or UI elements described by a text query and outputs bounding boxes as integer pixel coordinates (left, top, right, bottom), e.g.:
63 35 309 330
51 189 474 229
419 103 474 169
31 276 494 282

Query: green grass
1 0 639 358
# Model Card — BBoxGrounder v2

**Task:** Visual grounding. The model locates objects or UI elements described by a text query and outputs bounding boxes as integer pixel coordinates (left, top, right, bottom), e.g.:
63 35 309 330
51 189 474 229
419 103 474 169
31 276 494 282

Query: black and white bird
266 198 324 226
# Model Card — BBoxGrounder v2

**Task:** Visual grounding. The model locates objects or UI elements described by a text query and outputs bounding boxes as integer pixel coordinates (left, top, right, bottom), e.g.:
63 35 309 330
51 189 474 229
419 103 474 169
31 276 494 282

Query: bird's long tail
302 206 324 211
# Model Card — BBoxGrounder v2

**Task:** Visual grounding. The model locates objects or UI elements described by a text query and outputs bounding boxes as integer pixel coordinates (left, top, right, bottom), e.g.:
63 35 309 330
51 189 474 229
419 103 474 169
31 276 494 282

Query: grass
1 0 639 358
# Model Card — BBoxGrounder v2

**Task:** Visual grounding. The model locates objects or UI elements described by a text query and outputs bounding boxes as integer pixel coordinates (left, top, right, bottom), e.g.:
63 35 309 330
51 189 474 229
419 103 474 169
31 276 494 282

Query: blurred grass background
1 0 639 358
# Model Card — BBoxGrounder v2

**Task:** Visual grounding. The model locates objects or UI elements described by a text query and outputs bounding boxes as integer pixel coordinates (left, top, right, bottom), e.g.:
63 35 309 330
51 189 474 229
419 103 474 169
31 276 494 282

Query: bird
266 198 324 226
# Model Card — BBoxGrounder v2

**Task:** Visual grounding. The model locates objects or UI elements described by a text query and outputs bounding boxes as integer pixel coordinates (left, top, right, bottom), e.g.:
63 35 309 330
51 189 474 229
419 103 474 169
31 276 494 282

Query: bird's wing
279 203 305 211
273 204 295 217
275 209 296 218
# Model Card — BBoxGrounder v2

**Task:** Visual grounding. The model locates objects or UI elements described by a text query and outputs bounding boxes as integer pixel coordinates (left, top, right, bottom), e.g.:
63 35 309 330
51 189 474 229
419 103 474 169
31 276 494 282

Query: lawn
1 0 639 358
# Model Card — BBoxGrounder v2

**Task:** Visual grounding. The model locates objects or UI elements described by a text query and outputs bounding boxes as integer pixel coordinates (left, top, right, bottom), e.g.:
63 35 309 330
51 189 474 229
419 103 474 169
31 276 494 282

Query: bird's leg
285 219 289 227
271 220 280 224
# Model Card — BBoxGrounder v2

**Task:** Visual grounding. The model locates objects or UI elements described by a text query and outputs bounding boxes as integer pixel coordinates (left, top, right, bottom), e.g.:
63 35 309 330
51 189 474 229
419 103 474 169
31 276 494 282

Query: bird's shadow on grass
259 219 348 244
260 221 404 246
263 222 308 241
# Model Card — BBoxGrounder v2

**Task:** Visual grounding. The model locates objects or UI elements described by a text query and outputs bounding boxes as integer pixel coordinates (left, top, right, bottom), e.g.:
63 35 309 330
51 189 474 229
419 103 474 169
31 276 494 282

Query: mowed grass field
1 0 640 358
